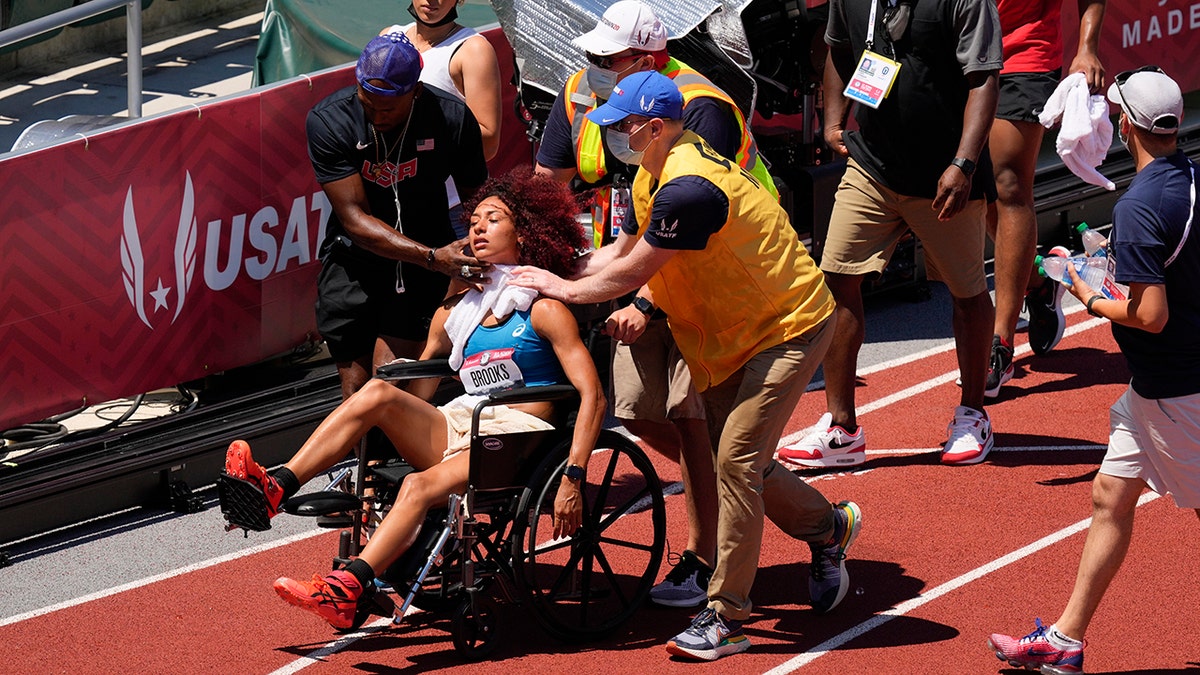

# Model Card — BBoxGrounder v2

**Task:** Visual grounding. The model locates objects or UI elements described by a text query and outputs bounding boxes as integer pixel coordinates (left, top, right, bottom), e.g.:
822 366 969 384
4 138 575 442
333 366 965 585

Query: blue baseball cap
586 71 683 126
356 32 422 97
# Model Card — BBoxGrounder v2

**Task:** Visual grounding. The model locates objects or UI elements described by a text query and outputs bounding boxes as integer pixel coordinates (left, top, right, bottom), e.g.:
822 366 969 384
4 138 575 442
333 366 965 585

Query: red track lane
6 312 1198 674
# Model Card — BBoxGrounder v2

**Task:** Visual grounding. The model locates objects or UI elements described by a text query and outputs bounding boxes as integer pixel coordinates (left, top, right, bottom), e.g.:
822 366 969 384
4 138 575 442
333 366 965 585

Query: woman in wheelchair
221 170 604 629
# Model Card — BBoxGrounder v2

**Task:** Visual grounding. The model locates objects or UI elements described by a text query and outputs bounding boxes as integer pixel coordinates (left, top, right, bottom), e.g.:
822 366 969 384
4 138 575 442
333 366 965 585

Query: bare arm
531 299 607 538
402 297 459 400
932 70 998 220
534 163 579 184
1070 0 1107 92
512 236 676 305
1064 265 1168 333
322 176 485 277
451 35 503 161
822 47 853 158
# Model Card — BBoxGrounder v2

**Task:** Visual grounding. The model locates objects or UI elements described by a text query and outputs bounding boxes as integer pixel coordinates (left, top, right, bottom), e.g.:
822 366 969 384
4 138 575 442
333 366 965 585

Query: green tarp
253 0 498 85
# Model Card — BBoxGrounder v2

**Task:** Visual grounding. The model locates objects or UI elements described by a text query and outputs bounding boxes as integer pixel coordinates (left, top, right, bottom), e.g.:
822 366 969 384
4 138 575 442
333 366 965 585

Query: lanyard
865 0 898 53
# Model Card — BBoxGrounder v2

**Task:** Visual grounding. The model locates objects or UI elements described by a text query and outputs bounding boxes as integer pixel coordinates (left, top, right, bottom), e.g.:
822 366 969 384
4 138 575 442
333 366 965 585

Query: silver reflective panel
491 0 755 115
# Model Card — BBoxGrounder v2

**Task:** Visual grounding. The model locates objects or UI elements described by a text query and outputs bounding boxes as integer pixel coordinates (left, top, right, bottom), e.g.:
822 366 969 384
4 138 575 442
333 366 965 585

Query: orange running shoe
273 571 363 629
224 440 284 517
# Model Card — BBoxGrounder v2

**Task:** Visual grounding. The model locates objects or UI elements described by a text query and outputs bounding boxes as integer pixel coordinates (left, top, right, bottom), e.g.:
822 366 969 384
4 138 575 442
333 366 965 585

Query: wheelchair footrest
282 491 362 517
217 472 273 532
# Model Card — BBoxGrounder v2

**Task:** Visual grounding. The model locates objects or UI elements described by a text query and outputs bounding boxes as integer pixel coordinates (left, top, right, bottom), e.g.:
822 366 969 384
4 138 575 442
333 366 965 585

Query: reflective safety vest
562 57 777 200
631 131 833 390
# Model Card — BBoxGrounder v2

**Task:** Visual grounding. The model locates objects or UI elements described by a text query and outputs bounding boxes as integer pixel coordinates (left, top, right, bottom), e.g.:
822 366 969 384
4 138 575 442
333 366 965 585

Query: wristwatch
1086 294 1104 317
950 157 977 177
563 464 586 482
631 296 655 317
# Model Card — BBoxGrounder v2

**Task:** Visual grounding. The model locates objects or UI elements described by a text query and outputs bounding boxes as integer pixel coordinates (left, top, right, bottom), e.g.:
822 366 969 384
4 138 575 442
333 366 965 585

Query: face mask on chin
607 122 649 166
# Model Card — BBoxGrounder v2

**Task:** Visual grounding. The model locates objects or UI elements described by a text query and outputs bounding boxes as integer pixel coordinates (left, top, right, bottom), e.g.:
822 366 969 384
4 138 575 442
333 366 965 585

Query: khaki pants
701 318 838 620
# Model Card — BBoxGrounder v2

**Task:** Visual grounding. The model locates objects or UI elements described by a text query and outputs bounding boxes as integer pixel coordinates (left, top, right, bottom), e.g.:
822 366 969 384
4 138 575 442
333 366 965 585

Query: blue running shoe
987 618 1084 674
665 607 750 661
808 500 862 613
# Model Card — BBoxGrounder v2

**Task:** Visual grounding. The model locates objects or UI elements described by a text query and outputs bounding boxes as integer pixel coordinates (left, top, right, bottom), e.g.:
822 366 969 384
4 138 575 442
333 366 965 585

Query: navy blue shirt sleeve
1112 198 1169 285
307 95 359 185
535 84 578 170
682 97 741 162
643 175 729 250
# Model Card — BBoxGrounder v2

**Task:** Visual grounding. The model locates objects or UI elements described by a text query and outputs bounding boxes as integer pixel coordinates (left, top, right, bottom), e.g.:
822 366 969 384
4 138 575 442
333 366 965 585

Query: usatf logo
120 172 198 329
120 172 331 330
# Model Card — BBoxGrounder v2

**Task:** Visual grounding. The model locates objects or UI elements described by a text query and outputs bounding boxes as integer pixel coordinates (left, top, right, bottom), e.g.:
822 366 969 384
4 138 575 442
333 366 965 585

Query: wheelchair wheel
512 429 666 641
451 595 500 660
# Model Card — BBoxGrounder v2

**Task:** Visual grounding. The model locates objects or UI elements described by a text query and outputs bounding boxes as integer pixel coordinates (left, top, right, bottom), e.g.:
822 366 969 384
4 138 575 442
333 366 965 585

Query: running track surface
5 308 1199 675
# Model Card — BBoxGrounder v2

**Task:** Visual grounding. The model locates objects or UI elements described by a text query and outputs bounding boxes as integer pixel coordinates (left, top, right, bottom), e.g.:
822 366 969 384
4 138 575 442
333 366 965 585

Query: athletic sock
271 467 301 501
344 558 376 590
1046 625 1083 649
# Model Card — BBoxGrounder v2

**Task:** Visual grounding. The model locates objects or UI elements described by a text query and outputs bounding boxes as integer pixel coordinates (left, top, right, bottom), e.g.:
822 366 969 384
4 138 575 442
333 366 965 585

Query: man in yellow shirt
514 71 862 661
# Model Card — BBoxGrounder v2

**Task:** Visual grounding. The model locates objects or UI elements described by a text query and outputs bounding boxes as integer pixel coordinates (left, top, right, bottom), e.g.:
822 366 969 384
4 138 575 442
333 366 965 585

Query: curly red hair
462 169 587 277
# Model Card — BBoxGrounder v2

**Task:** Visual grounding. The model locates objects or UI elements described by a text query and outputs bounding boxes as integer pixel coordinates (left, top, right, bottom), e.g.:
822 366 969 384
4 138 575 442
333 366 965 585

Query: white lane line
0 527 330 628
268 617 394 675
763 490 1162 675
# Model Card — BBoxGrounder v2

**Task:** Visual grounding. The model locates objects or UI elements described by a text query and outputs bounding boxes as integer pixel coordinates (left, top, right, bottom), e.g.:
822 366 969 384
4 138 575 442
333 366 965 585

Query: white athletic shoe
940 406 994 465
779 413 866 468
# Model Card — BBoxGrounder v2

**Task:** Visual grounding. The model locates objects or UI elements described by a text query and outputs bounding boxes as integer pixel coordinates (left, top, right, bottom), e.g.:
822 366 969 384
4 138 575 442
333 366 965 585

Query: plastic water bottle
1075 222 1108 257
1037 254 1108 289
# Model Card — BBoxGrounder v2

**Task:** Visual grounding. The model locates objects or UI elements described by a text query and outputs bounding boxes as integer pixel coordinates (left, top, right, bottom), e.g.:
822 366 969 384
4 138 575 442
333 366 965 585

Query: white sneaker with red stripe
940 406 993 465
779 413 866 468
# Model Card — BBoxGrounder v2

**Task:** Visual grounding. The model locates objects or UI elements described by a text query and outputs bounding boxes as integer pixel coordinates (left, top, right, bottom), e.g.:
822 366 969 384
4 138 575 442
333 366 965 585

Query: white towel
444 264 539 370
1038 72 1115 191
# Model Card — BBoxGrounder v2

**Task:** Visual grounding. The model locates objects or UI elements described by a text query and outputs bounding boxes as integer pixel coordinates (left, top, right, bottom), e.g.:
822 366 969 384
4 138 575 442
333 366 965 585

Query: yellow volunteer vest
563 58 777 199
632 132 834 390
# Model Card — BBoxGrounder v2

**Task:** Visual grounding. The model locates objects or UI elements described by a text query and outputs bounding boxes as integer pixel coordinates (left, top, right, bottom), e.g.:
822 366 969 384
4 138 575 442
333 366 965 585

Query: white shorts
439 394 554 461
1100 386 1200 508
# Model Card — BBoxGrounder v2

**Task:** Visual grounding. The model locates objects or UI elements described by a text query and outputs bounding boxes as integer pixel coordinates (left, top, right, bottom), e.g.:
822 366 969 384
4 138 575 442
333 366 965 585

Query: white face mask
586 59 641 99
607 121 649 165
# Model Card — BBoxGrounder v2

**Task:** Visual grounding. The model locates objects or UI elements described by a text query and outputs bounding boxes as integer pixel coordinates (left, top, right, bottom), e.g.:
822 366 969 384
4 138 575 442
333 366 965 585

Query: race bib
844 50 901 109
460 348 525 395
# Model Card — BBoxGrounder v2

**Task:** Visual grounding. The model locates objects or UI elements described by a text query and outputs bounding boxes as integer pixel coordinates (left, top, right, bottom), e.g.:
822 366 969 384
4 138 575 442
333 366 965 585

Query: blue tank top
458 308 565 395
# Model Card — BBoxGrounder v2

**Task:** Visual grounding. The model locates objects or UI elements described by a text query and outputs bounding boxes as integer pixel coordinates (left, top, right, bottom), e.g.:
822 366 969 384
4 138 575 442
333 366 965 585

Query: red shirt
997 0 1062 74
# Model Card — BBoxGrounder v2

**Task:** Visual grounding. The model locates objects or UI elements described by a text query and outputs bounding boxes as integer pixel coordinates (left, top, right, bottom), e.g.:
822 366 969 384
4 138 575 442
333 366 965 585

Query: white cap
1107 69 1184 135
572 0 668 57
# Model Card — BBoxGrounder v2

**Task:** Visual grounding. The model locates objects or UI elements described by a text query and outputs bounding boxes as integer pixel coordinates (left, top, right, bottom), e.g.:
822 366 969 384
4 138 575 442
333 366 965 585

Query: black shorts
315 253 449 362
997 70 1061 123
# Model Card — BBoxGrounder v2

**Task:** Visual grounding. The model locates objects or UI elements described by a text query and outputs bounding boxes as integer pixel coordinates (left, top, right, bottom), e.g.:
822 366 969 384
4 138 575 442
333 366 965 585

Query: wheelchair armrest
375 358 454 382
485 384 578 406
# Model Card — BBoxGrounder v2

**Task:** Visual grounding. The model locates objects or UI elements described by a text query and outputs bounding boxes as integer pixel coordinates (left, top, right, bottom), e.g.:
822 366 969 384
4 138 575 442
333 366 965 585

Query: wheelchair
235 357 667 660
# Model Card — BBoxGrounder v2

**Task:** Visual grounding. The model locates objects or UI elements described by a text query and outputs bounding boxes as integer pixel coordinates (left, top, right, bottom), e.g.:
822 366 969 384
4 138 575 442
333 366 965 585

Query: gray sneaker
808 500 862 613
650 549 712 607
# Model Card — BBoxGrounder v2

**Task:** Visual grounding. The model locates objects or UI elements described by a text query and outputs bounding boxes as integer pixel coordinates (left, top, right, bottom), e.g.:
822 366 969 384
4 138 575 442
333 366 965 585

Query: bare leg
357 452 469 573
822 272 866 430
622 417 718 566
335 356 373 401
988 118 1045 345
952 290 994 411
284 379 449 484
1053 472 1146 641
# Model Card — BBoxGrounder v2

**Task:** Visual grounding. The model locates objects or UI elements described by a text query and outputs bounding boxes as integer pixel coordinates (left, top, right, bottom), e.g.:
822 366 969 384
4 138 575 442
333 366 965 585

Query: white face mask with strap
606 120 649 166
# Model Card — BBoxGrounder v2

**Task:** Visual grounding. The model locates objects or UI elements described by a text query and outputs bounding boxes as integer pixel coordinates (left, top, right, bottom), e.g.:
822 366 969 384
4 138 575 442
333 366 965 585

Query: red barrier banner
1063 0 1200 94
0 26 535 432
0 69 351 431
